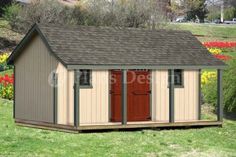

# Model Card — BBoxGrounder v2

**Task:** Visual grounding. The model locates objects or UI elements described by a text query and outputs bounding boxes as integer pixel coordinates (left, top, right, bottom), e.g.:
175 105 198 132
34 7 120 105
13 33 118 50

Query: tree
185 0 208 23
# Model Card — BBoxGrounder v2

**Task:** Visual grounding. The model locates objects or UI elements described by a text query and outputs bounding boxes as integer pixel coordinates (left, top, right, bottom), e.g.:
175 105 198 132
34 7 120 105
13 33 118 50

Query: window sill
80 85 93 89
167 85 184 88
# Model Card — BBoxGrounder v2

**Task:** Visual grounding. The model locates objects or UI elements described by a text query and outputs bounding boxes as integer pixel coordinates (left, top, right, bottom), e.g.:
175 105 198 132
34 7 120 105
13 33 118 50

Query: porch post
53 73 58 124
169 69 175 123
121 70 127 125
217 69 223 122
74 70 80 128
198 69 201 120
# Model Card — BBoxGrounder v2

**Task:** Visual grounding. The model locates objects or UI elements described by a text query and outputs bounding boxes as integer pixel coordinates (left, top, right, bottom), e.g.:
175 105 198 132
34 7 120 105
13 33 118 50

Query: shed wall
152 70 199 122
14 35 58 123
79 70 109 124
56 63 74 125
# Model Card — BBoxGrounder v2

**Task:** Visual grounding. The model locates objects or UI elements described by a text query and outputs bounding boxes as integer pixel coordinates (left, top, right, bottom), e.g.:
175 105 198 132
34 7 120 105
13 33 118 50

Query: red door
110 70 150 122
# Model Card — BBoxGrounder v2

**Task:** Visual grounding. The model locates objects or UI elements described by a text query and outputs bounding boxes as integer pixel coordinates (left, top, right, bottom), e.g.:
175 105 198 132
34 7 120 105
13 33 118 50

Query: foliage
202 60 236 112
4 0 167 33
3 2 23 31
0 53 12 71
0 0 12 17
4 0 76 33
0 74 14 100
182 0 208 23
202 76 217 107
224 7 236 20
223 59 236 112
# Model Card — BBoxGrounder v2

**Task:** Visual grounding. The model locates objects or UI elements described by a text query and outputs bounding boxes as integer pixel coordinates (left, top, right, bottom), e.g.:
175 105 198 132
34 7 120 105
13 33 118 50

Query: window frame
78 69 93 88
168 69 184 88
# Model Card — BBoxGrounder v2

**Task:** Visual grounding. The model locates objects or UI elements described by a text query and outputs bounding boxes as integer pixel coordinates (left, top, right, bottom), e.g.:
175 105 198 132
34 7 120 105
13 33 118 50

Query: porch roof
8 23 226 69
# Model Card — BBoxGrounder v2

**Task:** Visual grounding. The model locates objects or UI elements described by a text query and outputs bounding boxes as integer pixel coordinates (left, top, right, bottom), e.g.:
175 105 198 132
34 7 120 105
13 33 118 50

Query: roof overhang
67 64 227 70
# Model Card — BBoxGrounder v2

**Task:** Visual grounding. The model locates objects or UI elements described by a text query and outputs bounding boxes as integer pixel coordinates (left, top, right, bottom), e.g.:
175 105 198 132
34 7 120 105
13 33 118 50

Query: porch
72 68 224 130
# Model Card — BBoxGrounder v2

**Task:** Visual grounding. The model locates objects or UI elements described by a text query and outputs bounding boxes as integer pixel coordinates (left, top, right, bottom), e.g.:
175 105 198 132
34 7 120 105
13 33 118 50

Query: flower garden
201 41 236 85
201 41 236 112
0 52 14 100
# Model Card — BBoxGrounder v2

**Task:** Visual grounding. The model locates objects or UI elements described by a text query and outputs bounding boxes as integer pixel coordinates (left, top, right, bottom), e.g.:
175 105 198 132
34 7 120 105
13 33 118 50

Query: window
169 69 184 87
79 70 92 87
174 69 183 86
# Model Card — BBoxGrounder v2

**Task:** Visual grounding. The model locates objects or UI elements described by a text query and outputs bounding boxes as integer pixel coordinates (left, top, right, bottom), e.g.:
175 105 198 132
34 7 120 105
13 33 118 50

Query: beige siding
56 63 74 125
174 70 199 121
152 70 199 122
152 70 169 122
14 34 59 123
80 70 109 124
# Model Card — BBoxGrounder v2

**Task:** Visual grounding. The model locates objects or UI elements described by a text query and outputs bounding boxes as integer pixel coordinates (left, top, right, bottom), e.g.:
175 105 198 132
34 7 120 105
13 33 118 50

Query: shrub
202 60 236 112
4 0 77 33
202 77 217 107
3 3 21 30
0 0 12 17
223 59 236 112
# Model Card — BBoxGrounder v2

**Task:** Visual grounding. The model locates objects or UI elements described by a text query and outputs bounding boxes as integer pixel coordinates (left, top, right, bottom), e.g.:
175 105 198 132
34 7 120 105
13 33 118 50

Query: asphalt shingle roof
9 24 226 67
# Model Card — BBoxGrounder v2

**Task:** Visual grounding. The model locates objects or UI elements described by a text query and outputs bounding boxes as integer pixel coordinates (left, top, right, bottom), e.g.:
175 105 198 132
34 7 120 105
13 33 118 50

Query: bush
0 0 12 17
224 59 236 112
4 0 77 33
4 0 167 33
202 74 217 107
3 3 21 30
202 60 236 112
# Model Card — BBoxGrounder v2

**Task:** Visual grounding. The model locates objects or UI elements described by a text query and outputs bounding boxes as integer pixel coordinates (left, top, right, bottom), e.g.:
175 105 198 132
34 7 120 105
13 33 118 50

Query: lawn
0 100 236 157
166 23 236 42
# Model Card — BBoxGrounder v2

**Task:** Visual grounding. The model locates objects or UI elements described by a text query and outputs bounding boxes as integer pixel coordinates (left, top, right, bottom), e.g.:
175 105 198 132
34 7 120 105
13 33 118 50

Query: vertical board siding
152 70 169 122
56 63 74 125
80 70 109 124
174 70 199 121
14 35 58 123
152 70 199 122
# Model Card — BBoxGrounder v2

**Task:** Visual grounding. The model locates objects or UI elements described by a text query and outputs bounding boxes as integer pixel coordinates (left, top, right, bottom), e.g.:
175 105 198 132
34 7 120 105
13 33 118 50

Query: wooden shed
8 24 226 132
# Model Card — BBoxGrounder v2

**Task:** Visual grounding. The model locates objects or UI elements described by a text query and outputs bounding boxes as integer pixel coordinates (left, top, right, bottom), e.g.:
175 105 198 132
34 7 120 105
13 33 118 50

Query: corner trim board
198 69 201 120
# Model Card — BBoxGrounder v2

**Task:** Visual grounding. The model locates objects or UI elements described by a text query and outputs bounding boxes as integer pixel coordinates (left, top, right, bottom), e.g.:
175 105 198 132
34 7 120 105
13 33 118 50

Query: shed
8 24 226 132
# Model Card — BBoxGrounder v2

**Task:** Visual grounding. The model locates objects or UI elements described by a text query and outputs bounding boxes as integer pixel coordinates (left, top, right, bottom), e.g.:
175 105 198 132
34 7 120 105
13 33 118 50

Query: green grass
166 23 236 42
0 100 236 157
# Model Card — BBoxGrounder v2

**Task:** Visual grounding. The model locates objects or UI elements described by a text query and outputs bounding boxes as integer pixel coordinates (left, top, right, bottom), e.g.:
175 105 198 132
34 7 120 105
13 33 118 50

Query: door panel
110 71 122 122
110 70 151 122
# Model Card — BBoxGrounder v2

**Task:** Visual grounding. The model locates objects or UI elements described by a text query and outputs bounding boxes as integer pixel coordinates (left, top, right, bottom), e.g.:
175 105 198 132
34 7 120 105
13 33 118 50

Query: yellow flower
207 48 222 55
201 71 216 85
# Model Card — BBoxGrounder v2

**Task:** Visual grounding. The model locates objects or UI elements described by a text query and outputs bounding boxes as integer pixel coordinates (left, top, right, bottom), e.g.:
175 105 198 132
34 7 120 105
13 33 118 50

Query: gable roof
8 23 226 69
